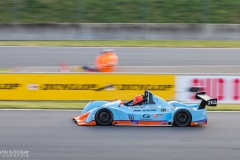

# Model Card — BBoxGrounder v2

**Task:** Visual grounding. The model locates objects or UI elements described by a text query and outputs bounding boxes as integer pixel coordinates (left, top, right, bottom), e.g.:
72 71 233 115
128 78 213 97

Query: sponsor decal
27 84 39 90
154 114 164 118
133 109 157 112
161 108 166 112
140 114 152 120
145 106 160 108
128 114 134 120
94 84 115 91
131 121 138 124
133 109 141 112
40 84 173 91
40 84 96 90
136 106 160 109
203 110 206 115
114 84 173 91
142 109 157 112
195 119 207 124
143 114 150 118
0 83 20 90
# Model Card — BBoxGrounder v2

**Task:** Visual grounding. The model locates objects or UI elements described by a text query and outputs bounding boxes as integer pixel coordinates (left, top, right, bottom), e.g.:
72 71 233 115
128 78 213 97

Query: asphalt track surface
0 47 240 67
0 110 240 160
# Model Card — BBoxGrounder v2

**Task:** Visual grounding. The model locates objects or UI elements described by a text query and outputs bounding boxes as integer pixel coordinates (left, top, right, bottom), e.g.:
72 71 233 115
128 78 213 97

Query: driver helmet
133 95 143 105
100 49 115 55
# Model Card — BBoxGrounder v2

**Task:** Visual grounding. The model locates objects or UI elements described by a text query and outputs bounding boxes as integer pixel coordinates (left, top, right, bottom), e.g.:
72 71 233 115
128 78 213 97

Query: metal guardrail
1 24 240 40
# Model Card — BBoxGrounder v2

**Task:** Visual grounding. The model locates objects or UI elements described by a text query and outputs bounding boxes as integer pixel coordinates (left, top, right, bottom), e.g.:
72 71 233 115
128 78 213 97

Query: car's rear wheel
95 109 113 126
173 110 192 127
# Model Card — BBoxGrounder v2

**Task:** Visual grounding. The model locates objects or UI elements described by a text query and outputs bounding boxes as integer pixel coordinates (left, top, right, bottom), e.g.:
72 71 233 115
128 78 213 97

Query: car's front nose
73 112 96 126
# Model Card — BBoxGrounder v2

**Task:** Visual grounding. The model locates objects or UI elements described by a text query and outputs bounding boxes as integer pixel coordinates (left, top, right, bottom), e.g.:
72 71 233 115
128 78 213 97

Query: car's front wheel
173 110 192 127
95 109 113 126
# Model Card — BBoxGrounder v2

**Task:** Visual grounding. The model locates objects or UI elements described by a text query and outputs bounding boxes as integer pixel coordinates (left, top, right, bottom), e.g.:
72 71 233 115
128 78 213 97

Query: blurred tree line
0 0 239 23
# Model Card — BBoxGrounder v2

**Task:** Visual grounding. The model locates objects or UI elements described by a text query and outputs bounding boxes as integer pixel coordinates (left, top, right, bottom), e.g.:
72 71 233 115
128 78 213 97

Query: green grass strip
0 101 86 110
0 68 10 72
206 104 240 111
0 101 239 111
0 40 240 47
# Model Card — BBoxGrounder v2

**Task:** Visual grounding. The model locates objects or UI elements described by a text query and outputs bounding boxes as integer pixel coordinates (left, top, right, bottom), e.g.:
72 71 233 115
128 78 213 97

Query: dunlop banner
0 74 175 100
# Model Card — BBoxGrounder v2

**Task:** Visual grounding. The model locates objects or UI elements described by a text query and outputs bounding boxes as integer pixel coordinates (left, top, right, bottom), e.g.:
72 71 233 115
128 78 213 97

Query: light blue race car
73 90 217 127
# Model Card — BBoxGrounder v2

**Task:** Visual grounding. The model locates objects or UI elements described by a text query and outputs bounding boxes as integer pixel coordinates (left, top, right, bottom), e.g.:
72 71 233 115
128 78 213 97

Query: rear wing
195 92 217 109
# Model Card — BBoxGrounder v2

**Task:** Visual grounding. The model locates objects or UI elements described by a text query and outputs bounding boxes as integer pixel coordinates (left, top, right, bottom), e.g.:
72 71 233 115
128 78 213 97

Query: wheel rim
176 112 188 124
99 112 110 123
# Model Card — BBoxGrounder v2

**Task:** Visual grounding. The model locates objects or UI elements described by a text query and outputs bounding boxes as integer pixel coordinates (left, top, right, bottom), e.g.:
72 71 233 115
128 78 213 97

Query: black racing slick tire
173 110 192 127
95 109 113 126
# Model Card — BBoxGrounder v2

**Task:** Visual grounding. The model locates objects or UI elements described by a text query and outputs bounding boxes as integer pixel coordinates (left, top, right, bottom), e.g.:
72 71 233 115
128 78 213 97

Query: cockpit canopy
124 90 156 106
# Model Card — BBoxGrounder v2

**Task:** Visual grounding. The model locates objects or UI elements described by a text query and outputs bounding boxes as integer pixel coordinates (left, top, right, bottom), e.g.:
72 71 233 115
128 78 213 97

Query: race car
73 90 217 127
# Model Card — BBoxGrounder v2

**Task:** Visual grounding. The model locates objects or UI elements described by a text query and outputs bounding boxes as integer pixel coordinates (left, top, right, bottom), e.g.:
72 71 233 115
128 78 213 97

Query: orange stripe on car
113 121 132 125
138 121 168 125
190 121 207 126
113 120 170 126
79 112 90 121
190 122 198 126
77 120 96 126
73 112 97 126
